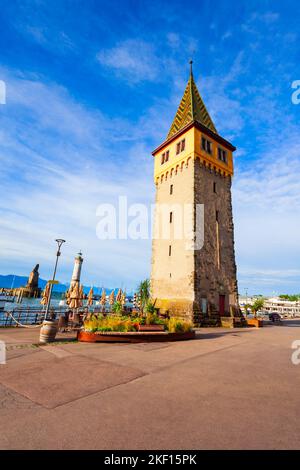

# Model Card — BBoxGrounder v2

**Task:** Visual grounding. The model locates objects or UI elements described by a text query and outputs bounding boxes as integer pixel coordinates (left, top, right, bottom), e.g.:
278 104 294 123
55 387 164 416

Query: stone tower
151 63 238 321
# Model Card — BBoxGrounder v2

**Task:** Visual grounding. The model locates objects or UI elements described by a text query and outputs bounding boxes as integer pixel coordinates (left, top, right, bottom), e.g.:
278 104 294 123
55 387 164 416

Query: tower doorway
219 294 225 316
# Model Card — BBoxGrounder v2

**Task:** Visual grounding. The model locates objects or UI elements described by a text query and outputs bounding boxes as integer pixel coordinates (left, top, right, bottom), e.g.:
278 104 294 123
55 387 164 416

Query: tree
243 304 252 316
137 279 150 314
251 298 265 318
279 294 300 302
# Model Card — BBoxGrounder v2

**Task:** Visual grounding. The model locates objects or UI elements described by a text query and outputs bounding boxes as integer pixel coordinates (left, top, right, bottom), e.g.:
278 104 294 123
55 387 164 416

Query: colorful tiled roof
167 62 218 139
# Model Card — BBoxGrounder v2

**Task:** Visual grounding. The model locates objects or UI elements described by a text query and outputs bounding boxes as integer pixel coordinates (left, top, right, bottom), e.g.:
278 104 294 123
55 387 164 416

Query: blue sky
0 0 299 295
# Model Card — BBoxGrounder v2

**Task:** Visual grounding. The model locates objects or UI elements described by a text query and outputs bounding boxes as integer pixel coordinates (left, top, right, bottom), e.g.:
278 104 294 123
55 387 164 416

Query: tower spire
167 63 218 139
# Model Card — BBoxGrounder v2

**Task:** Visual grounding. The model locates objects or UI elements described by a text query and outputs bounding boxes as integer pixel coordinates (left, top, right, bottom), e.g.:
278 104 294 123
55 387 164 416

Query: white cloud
0 67 156 290
97 39 162 84
233 135 300 295
221 31 232 41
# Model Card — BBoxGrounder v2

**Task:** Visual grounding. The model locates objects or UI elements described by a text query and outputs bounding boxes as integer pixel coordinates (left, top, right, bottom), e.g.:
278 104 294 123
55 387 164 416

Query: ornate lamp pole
44 239 66 320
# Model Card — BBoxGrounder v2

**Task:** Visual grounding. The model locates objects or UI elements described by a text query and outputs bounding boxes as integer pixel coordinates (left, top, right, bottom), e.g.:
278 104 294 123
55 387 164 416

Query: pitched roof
167 63 218 139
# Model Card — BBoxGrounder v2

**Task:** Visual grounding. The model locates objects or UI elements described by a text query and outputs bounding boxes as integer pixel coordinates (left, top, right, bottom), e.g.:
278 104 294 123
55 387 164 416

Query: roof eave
152 120 236 156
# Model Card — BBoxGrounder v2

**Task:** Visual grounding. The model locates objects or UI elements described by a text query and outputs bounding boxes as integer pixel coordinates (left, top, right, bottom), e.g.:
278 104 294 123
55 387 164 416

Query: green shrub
166 317 193 333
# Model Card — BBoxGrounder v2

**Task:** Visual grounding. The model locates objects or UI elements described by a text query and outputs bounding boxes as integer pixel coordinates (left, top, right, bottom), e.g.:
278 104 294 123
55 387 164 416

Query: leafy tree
251 298 265 318
279 294 300 302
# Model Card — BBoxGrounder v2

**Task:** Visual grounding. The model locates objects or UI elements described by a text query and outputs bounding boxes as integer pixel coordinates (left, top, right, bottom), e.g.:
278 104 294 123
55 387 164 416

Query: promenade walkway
0 322 300 449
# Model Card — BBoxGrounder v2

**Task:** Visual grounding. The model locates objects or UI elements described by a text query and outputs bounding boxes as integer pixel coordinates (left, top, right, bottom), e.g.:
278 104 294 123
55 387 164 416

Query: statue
27 264 39 289
16 263 42 299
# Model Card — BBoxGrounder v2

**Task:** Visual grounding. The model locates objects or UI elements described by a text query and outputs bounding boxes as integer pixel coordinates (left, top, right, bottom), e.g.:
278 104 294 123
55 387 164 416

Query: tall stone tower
151 63 238 321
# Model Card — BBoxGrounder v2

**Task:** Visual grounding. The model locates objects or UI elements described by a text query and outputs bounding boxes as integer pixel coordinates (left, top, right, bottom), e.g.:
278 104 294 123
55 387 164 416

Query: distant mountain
0 274 132 295
0 274 64 291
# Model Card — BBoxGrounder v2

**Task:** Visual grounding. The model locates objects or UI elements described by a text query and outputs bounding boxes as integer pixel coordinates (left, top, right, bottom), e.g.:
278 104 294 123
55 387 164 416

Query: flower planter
246 318 263 328
138 324 165 332
77 330 195 343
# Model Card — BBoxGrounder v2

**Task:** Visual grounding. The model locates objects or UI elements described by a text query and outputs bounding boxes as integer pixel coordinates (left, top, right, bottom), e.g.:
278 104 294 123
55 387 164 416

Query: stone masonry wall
194 159 238 314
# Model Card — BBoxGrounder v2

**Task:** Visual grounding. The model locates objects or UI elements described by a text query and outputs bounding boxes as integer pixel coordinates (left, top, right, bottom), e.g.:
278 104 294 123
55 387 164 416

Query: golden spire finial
189 59 193 77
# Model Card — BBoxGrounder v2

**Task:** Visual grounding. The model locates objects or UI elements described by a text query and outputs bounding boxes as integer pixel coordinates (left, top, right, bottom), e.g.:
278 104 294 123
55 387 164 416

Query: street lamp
44 239 66 320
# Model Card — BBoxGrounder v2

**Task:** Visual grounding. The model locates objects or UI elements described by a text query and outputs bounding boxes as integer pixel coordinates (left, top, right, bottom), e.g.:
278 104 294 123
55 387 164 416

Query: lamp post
44 239 66 320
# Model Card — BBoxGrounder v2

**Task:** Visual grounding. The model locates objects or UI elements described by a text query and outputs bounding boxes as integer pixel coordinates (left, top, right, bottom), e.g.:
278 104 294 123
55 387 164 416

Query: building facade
151 64 238 320
239 297 300 317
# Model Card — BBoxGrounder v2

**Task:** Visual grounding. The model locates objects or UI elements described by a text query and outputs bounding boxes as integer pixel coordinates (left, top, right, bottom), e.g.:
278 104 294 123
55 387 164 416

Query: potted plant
247 298 264 327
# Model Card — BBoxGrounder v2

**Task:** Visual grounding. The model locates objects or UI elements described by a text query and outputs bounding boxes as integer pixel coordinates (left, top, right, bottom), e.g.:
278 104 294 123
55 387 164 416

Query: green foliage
251 298 265 318
146 302 156 314
112 301 122 314
279 294 300 301
166 317 194 333
145 311 165 326
84 316 138 333
243 304 252 316
137 279 150 313
83 314 194 334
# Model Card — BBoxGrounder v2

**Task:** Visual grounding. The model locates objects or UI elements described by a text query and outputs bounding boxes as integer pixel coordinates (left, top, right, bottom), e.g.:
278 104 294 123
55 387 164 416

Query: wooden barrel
39 320 58 343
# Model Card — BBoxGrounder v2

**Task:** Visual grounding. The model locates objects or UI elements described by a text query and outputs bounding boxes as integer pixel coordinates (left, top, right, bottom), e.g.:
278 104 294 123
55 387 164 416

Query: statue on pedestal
27 264 40 290
18 264 42 299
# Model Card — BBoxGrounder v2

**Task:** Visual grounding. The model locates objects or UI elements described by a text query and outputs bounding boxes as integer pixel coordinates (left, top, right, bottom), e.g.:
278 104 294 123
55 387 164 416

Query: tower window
202 137 212 155
169 245 172 256
216 210 219 222
176 139 186 155
213 182 217 193
170 184 173 195
161 150 170 165
170 212 173 223
218 147 227 163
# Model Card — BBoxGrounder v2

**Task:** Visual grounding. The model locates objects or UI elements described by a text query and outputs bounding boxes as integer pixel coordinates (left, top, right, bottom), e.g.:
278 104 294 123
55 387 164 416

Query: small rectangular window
161 153 165 165
170 212 173 223
170 184 173 195
176 142 180 155
202 137 212 154
165 150 169 162
213 182 217 193
218 147 227 163
181 139 185 151
169 245 172 256
216 210 219 222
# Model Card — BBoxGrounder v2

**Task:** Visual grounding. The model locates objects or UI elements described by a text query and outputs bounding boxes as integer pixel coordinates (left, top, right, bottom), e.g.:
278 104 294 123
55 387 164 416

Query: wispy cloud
97 39 163 84
0 67 156 289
